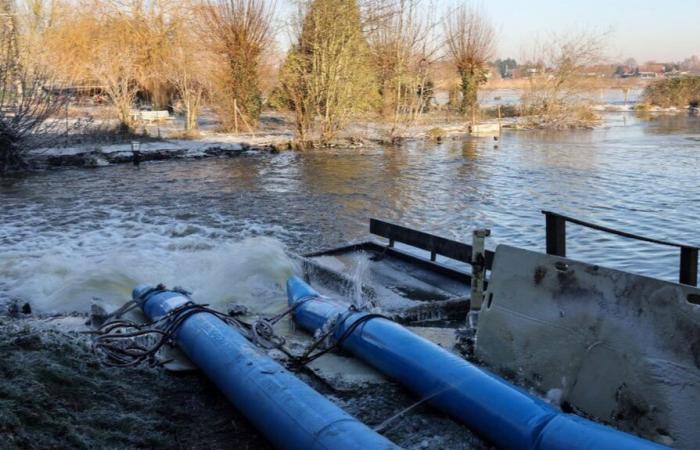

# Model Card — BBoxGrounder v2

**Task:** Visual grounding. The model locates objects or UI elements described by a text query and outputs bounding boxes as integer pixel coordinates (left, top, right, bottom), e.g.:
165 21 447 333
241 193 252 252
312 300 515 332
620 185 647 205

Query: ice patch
545 388 563 407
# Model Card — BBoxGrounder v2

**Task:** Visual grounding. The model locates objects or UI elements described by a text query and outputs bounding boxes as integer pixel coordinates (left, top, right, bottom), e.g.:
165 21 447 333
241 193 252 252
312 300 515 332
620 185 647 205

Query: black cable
88 290 384 370
290 313 388 368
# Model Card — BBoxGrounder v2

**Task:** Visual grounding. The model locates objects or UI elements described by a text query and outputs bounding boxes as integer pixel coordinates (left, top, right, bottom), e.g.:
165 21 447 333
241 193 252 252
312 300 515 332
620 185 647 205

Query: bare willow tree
16 0 62 71
367 0 439 134
162 4 213 133
90 12 142 131
445 5 495 120
126 0 179 111
202 0 275 130
0 71 68 172
166 36 210 133
44 3 143 130
279 0 377 145
520 30 607 128
0 0 65 172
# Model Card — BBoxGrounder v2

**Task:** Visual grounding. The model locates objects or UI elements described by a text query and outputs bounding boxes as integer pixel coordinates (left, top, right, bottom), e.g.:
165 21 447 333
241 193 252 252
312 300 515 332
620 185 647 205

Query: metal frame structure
543 210 698 286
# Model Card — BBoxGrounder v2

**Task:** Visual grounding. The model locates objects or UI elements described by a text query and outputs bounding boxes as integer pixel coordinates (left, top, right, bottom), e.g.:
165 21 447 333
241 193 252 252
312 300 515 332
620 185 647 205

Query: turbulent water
1 113 699 313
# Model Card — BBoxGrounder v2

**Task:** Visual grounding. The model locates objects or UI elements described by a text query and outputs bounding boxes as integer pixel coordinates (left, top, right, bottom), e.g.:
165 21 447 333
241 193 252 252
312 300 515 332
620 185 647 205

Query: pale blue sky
277 0 700 62
474 0 700 62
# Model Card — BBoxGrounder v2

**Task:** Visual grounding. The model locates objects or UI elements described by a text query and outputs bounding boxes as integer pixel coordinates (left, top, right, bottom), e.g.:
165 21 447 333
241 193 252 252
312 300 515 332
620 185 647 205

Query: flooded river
1 113 699 313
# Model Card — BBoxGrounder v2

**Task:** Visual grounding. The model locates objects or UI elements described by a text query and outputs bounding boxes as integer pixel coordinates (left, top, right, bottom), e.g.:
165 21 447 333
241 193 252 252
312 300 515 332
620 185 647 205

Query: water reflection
1 114 699 287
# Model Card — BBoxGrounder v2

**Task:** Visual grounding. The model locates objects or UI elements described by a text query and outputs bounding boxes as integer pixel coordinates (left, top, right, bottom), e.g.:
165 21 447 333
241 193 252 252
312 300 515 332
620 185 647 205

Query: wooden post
545 213 566 257
233 98 239 135
680 247 698 286
470 229 491 312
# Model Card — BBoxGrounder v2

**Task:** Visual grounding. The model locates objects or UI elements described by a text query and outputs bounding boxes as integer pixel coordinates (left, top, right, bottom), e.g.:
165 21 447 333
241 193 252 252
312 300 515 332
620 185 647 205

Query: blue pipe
286 276 667 450
133 285 400 450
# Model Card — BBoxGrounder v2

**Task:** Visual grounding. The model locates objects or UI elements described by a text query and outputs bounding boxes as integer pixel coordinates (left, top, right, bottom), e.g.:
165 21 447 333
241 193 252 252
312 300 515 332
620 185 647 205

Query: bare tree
1 0 21 82
201 0 275 130
39 4 95 82
158 3 213 133
89 12 142 131
0 0 63 173
127 0 179 111
444 5 495 120
520 30 607 128
166 41 210 133
0 72 70 172
16 0 61 71
43 2 143 130
367 0 439 135
0 2 66 172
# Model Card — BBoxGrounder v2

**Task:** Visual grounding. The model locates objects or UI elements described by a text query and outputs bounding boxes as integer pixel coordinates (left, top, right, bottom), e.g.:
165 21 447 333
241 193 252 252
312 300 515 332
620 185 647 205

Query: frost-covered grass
0 316 487 449
0 318 269 450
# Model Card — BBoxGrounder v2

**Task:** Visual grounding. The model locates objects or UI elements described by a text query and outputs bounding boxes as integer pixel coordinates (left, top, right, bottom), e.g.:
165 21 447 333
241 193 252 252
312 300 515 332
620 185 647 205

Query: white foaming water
349 252 371 309
1 234 297 315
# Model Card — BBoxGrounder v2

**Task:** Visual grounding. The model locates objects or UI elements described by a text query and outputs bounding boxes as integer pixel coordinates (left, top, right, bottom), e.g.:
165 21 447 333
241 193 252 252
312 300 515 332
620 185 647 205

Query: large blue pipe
133 285 400 450
286 276 667 450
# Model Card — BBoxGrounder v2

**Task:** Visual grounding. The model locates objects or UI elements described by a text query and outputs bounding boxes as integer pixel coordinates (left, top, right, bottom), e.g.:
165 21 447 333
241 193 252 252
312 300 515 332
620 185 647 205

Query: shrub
0 71 67 172
643 77 700 109
427 127 446 141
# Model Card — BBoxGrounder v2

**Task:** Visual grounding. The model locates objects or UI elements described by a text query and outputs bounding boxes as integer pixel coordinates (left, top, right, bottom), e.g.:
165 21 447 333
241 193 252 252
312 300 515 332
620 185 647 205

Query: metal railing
542 210 699 286
369 218 494 269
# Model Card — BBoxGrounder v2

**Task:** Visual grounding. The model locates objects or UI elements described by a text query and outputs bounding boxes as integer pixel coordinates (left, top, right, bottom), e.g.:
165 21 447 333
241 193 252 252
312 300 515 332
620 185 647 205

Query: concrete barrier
476 245 700 448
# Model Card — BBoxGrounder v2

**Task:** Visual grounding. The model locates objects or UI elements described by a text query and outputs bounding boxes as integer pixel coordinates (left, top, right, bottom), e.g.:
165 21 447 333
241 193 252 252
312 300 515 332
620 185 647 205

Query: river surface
1 113 699 313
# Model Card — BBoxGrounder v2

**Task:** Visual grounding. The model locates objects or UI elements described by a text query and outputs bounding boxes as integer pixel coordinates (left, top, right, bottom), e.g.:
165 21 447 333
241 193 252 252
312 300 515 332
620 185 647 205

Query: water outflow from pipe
133 285 401 450
286 276 668 450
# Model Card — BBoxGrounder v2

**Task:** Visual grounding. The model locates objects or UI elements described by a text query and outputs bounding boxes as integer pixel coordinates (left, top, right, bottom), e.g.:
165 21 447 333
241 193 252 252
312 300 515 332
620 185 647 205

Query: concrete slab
307 354 388 392
408 326 458 352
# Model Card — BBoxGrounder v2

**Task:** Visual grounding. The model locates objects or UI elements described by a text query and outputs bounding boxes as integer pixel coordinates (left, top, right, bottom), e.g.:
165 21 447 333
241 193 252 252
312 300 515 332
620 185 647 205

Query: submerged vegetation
519 31 607 129
643 76 700 108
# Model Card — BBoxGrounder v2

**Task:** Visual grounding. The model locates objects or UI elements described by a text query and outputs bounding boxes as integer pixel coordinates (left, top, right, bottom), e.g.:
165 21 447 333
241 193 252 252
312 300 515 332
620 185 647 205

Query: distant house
581 64 615 78
638 72 658 79
638 63 666 78
510 66 540 78
664 70 690 78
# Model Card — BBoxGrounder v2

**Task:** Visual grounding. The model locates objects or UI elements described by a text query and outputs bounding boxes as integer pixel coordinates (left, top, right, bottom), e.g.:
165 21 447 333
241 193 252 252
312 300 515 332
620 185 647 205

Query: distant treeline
0 0 617 170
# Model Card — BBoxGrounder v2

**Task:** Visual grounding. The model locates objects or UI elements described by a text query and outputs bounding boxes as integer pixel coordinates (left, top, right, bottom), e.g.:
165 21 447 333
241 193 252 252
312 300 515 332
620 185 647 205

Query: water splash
348 252 371 309
2 237 296 315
